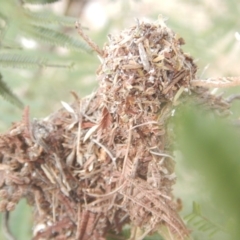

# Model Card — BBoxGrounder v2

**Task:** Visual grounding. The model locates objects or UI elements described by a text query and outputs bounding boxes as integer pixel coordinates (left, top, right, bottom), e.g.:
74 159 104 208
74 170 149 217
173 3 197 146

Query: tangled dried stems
0 17 237 240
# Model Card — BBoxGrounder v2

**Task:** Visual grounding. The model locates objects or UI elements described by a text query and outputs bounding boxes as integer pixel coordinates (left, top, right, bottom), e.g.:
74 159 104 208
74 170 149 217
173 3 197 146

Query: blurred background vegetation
0 0 239 239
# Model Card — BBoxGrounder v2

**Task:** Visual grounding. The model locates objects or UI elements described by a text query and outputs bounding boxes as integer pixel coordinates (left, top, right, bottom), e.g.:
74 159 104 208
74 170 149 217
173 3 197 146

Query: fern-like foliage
0 0 92 107
24 25 92 52
175 103 240 239
0 53 73 69
0 2 91 53
0 73 23 108
184 201 227 237
23 0 61 4
24 10 77 27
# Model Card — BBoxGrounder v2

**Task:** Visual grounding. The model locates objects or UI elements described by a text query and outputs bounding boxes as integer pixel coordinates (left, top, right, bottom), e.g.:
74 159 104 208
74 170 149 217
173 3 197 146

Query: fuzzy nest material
0 17 230 240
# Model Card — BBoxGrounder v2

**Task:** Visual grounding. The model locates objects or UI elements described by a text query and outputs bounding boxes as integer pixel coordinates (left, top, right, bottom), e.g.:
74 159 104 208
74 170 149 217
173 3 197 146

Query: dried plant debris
0 17 234 240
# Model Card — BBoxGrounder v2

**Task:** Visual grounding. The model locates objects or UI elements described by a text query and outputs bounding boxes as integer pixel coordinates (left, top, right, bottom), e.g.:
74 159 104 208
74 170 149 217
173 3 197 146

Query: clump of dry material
0 17 232 240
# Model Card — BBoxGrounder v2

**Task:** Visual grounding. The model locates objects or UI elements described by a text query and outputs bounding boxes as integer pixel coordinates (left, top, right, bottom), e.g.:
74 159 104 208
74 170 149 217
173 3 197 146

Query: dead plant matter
0 17 232 240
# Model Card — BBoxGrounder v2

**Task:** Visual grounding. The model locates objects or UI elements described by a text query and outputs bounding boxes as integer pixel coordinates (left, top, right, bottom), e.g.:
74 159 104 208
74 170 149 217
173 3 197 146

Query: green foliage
0 52 73 69
175 103 240 240
24 25 92 52
23 0 61 4
25 10 77 27
0 73 23 108
0 0 92 107
184 202 224 237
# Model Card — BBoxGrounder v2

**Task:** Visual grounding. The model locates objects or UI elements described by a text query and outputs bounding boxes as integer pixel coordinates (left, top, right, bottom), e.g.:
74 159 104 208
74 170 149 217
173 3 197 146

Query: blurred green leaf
184 201 225 237
24 10 77 27
0 200 32 240
175 103 240 239
24 25 92 53
23 0 61 4
0 72 23 108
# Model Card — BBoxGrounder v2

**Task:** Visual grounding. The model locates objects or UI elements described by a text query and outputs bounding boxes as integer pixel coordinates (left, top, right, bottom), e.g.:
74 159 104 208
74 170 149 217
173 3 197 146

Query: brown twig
191 77 240 88
2 212 17 240
226 93 240 103
75 21 103 56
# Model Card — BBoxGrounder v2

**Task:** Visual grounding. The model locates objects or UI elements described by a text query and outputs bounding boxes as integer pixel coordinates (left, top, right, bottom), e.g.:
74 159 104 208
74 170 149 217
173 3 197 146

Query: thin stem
2 212 17 240
92 138 117 168
75 21 103 56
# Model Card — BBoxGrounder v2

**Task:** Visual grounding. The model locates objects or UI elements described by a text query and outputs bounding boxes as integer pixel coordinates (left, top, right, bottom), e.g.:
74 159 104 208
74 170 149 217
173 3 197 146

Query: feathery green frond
0 53 72 68
24 10 77 27
0 73 23 108
175 104 240 239
24 25 93 53
0 0 94 108
184 202 223 237
23 0 61 4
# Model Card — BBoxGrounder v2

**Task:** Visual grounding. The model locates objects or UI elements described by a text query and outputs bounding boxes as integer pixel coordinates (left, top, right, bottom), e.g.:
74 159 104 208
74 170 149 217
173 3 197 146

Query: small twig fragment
75 21 103 56
2 212 17 240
